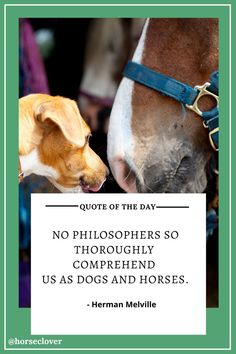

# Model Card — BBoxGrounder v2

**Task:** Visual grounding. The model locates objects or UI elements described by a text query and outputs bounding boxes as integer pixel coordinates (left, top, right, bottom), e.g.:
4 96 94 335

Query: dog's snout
78 166 108 192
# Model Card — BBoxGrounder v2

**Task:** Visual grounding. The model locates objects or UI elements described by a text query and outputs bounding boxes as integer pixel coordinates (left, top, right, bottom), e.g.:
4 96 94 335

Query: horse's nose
109 157 137 193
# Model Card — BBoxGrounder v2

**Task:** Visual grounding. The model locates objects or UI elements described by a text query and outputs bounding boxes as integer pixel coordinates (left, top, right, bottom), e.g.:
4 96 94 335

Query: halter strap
123 61 219 151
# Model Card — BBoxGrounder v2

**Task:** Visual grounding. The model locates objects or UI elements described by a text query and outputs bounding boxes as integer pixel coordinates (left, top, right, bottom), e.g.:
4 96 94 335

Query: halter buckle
186 82 219 117
209 127 219 151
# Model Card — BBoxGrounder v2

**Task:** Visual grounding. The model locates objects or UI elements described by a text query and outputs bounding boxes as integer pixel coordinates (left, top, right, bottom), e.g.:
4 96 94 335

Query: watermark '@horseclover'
8 337 62 346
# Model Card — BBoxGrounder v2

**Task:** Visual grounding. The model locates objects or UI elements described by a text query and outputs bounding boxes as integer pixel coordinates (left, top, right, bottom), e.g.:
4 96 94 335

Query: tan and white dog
19 94 108 192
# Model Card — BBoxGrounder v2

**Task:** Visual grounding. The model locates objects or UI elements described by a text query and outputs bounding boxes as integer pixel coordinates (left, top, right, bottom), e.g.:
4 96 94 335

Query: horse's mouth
163 156 192 193
110 153 207 193
136 155 206 193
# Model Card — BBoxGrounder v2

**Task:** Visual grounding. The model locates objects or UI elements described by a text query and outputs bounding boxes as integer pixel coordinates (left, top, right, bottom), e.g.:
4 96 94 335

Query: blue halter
123 61 219 151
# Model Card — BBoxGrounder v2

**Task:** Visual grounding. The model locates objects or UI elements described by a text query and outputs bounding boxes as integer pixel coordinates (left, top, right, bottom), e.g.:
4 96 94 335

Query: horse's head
108 18 218 192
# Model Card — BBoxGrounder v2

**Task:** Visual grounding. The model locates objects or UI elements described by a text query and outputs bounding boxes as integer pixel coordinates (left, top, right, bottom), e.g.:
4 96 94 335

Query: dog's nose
79 174 107 193
81 181 106 193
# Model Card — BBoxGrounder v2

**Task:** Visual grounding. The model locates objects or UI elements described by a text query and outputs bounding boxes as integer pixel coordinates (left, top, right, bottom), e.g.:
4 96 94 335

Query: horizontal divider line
44 205 189 208
156 206 189 208
45 205 79 207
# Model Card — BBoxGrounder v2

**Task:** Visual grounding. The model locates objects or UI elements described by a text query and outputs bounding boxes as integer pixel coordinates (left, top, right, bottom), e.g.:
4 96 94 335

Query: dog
19 94 108 192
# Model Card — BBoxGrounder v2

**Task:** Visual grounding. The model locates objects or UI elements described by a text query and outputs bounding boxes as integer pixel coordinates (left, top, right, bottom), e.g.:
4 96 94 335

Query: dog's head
19 94 108 192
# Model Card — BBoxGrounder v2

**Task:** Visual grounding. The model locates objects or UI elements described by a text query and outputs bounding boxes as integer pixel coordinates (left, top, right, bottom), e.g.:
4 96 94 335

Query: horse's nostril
110 158 137 193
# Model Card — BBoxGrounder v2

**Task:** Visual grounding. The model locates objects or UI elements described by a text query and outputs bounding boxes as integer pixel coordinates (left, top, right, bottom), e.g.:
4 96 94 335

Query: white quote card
31 193 206 335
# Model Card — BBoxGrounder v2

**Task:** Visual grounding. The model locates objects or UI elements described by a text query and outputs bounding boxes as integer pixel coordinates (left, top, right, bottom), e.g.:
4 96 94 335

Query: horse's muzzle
109 157 137 193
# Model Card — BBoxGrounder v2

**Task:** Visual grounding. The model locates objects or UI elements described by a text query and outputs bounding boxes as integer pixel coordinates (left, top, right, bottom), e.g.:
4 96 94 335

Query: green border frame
1 1 234 353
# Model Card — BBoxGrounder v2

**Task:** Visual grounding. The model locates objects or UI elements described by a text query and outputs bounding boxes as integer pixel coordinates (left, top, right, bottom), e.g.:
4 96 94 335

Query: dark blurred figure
30 18 91 99
205 155 219 307
90 107 124 193
19 19 52 307
19 18 50 96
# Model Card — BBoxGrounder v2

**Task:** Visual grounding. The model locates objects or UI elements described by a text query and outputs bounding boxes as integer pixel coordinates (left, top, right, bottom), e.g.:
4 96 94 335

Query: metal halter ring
186 82 219 117
209 127 219 152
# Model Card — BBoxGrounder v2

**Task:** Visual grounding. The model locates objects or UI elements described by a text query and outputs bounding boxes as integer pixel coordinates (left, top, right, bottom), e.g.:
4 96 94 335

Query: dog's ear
35 98 87 147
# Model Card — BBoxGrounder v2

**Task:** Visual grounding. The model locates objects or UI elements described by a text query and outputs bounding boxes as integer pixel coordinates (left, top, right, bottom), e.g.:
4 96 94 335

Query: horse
108 18 218 193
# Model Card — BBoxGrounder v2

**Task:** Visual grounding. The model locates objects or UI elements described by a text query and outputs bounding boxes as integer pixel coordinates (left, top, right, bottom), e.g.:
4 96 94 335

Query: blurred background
19 18 218 308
